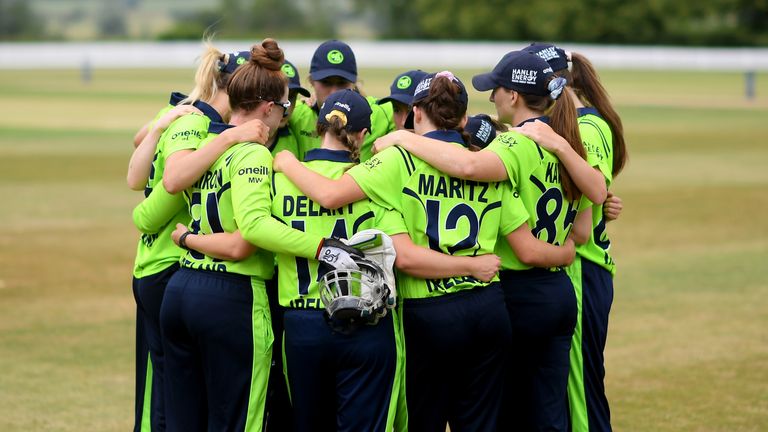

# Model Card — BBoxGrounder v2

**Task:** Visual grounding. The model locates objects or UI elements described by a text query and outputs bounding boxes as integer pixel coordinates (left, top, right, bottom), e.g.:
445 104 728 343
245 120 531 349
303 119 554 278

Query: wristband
178 231 192 250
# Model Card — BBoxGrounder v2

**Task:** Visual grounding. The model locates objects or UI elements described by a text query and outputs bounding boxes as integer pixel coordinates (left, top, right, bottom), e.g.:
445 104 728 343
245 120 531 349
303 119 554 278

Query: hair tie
325 110 348 127
435 71 456 81
548 76 567 100
565 51 573 63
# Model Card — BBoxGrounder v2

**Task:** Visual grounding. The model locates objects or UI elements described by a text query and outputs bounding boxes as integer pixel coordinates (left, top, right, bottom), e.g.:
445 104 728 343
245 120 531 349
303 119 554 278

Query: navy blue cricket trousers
403 283 512 432
132 263 178 431
283 309 398 432
499 268 577 432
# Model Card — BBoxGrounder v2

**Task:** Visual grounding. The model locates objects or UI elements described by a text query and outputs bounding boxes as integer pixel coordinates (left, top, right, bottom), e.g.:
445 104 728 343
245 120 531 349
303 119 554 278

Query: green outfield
0 67 766 431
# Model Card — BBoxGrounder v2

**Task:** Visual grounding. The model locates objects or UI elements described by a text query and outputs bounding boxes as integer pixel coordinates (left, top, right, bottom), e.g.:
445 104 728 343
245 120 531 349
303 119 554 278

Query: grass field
0 66 767 431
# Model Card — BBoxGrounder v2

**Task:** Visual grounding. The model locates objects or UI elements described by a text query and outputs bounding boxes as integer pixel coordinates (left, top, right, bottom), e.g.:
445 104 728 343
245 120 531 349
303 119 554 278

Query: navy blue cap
310 40 357 83
378 70 429 106
282 59 310 97
464 114 498 149
219 51 251 74
472 51 556 96
318 89 371 132
404 71 469 129
525 42 569 72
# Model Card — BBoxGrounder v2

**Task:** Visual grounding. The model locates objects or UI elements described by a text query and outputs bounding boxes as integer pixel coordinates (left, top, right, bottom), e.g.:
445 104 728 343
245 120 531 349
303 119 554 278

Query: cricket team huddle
128 37 627 432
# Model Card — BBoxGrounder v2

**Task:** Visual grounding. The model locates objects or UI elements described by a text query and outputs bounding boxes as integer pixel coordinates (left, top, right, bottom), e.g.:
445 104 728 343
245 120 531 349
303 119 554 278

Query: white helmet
318 230 397 327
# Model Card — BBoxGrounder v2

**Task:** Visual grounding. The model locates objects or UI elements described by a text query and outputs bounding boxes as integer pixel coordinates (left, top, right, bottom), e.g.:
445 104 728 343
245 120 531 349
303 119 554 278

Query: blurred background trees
1 0 767 45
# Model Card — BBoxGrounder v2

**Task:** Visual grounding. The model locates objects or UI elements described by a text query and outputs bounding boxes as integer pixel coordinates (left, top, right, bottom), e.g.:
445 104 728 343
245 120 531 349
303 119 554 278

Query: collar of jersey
516 115 550 127
303 148 353 163
423 129 465 146
192 100 224 124
266 126 293 152
577 107 601 118
276 126 291 137
208 121 235 135
169 91 187 106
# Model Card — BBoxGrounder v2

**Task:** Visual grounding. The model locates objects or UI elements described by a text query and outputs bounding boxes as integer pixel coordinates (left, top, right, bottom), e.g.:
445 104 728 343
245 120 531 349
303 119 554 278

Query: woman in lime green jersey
274 71 576 431
523 42 628 432
289 40 395 162
372 52 604 431
126 40 253 432
158 38 363 432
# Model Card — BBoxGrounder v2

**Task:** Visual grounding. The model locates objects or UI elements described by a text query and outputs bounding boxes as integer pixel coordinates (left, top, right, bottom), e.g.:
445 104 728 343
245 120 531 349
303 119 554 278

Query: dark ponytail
569 52 627 177
414 73 470 144
519 77 585 202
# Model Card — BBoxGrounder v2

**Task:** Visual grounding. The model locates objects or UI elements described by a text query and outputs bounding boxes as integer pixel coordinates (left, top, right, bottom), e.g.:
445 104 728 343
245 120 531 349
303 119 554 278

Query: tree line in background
2 0 767 45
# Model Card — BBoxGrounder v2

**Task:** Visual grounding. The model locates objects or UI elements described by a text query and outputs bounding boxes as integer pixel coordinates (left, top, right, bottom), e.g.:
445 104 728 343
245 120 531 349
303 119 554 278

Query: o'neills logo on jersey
535 46 560 62
510 69 537 86
171 129 203 141
238 166 269 176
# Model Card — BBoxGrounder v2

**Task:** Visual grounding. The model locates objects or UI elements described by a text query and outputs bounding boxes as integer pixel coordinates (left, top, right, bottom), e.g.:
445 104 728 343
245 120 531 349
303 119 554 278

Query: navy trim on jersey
303 149 353 163
193 100 224 124
266 126 292 153
423 129 465 146
516 115 550 127
577 107 601 118
352 210 375 233
169 92 187 106
277 126 291 137
394 146 415 176
208 121 235 135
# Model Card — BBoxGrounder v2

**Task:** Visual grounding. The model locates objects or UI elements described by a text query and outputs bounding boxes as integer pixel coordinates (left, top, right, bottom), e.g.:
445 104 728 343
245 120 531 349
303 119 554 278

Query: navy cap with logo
404 71 469 129
464 114 498 149
282 59 311 97
525 42 569 73
472 50 555 96
318 89 372 132
310 40 357 83
378 70 429 106
219 51 251 74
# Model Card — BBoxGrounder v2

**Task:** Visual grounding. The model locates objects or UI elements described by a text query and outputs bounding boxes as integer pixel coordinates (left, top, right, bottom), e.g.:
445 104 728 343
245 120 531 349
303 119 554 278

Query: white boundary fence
2 41 768 71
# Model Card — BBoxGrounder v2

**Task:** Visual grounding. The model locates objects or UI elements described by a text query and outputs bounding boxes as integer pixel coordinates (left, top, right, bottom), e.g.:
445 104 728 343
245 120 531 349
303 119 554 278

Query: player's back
271 149 392 308
349 130 509 298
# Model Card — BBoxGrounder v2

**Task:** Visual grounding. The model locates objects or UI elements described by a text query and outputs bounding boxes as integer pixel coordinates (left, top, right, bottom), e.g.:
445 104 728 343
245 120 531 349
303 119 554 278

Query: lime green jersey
178 124 273 278
288 101 318 161
145 93 185 131
180 123 329 278
486 119 587 270
130 94 193 278
288 95 395 162
576 108 615 274
271 148 407 309
347 130 527 299
270 126 300 157
163 100 224 158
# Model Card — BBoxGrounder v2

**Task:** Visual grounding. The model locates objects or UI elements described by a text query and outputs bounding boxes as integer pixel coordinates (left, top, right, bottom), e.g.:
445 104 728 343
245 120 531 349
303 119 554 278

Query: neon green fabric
347 139 524 299
178 131 327 276
577 113 616 275
270 126 301 157
244 277 273 432
132 111 199 278
288 96 395 162
487 131 587 270
270 152 406 308
566 255 588 431
163 113 213 157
